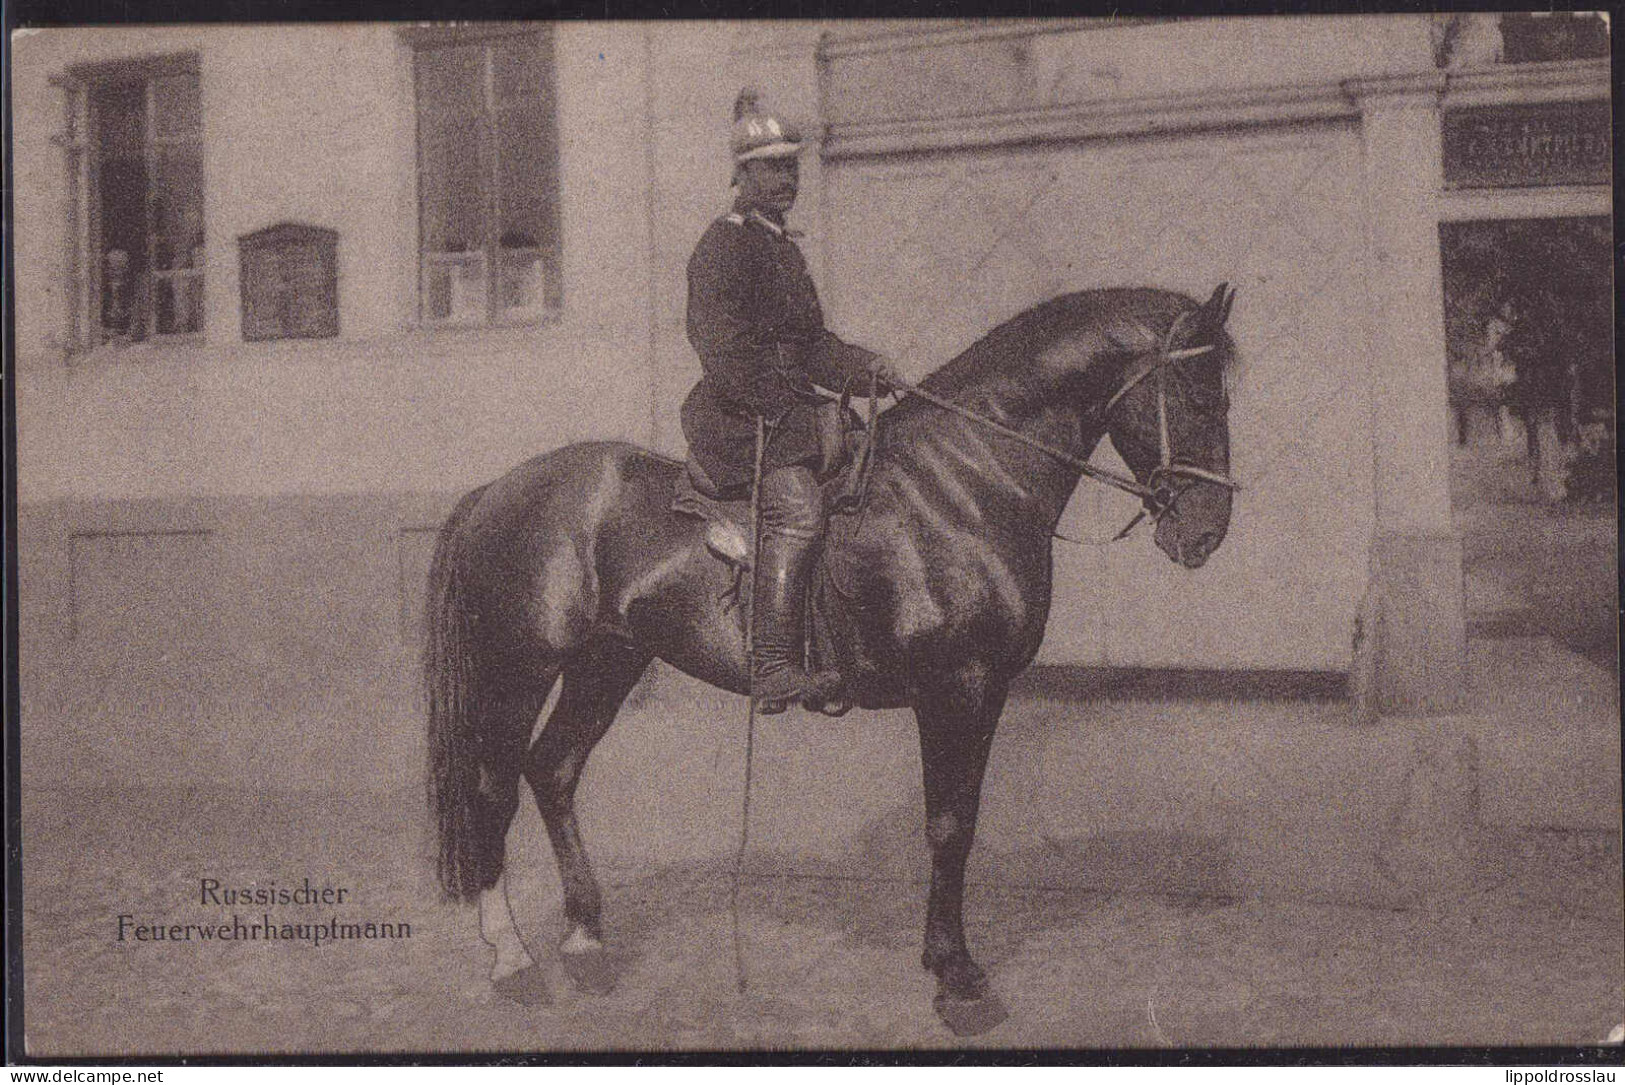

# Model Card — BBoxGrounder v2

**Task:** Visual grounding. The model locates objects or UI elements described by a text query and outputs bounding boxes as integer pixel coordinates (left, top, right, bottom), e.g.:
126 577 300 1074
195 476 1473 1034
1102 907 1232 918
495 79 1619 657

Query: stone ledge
821 53 1607 162
824 79 1359 160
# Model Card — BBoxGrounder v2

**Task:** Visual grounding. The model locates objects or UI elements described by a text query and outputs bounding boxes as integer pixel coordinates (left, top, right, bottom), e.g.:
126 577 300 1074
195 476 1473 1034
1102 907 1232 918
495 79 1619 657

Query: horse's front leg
912 661 1011 1036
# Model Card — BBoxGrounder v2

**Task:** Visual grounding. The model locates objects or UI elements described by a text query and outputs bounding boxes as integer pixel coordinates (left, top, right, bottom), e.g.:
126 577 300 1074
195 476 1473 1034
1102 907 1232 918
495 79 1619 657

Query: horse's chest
829 491 1049 668
883 543 1045 649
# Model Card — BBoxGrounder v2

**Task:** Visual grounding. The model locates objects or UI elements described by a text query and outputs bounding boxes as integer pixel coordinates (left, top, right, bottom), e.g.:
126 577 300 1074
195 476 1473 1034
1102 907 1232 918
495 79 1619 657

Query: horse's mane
911 286 1210 400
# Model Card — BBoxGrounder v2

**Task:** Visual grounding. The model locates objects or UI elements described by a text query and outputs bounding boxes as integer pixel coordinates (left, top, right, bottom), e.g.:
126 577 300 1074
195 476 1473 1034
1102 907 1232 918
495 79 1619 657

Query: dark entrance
1439 215 1615 668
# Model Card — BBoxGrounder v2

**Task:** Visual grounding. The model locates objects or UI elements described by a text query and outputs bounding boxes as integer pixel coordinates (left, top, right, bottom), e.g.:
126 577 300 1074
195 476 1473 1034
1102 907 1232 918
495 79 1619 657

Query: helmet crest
729 86 802 163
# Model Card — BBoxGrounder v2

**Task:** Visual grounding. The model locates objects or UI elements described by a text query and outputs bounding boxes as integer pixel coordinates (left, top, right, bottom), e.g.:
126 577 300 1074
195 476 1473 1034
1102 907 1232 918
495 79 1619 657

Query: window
1498 13 1609 64
408 25 562 326
58 54 204 348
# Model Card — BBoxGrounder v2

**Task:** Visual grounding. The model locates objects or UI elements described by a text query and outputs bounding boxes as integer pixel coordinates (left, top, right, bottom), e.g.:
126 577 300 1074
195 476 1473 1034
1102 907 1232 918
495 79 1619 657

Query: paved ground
19 785 1623 1056
19 446 1619 1058
1453 445 1616 670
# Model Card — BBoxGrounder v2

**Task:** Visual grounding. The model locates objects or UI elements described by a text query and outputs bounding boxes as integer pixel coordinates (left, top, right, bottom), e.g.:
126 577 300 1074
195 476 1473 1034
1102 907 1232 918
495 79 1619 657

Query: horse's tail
425 483 498 903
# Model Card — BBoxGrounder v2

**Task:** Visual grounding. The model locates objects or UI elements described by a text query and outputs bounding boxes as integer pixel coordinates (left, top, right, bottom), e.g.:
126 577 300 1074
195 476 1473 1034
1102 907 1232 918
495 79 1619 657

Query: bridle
883 309 1239 541
1090 309 1239 539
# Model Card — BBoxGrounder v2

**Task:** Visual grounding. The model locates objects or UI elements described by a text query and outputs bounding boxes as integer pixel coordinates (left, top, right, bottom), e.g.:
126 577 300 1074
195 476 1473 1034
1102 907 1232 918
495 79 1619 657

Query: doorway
1439 216 1615 668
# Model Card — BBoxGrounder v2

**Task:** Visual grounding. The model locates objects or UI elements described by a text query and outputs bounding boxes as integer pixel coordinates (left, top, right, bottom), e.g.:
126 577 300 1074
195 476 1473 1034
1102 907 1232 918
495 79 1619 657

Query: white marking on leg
480 875 536 982
560 924 603 956
1147 996 1172 1046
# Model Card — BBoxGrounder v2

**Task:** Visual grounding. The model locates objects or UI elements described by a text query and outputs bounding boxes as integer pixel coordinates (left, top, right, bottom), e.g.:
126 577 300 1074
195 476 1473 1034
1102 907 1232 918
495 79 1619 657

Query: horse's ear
1199 282 1235 333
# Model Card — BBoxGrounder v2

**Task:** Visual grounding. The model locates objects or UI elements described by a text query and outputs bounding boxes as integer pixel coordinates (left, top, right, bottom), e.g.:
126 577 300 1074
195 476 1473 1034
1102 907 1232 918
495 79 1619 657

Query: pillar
1351 73 1467 715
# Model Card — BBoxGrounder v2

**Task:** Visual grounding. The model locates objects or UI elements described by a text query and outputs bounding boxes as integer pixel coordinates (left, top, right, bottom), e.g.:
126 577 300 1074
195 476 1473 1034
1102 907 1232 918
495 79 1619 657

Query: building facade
10 17 1611 792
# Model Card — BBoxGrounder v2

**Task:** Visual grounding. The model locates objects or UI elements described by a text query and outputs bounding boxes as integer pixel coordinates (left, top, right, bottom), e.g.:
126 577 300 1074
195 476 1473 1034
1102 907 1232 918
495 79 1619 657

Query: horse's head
1101 284 1236 569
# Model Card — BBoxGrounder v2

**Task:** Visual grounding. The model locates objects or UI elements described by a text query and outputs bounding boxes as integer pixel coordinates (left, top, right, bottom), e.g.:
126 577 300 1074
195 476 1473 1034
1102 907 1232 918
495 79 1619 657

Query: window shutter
238 223 339 341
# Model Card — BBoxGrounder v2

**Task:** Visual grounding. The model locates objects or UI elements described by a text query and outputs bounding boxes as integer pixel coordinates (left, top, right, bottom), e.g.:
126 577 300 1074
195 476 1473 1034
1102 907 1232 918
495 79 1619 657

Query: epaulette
719 210 802 240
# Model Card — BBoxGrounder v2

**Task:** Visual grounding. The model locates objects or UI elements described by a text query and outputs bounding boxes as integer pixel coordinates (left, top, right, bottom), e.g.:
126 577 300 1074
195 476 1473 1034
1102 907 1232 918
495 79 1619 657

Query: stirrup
751 666 840 714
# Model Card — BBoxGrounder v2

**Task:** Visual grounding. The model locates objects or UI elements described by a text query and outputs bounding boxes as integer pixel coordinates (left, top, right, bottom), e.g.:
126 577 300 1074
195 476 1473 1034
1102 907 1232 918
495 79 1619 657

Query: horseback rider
681 89 901 713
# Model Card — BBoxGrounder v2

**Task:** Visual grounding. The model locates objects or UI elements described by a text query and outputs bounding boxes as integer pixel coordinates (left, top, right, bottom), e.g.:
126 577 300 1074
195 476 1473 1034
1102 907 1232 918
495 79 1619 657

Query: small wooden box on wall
239 223 339 341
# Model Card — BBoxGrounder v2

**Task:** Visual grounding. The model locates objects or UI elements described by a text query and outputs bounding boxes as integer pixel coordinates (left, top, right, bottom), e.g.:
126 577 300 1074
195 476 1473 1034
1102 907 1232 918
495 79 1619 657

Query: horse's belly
613 538 752 696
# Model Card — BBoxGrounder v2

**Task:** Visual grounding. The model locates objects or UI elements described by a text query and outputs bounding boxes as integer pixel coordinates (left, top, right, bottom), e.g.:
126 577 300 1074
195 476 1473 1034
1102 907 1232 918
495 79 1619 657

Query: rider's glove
869 355 908 395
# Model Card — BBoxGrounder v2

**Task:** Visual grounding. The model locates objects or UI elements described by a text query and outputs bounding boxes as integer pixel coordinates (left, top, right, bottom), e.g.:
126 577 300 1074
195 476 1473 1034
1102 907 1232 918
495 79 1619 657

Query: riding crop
730 414 768 995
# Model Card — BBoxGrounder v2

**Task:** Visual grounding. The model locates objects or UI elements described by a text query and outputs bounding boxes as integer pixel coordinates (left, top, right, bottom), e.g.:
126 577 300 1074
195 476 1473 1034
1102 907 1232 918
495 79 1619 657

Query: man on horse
681 89 900 713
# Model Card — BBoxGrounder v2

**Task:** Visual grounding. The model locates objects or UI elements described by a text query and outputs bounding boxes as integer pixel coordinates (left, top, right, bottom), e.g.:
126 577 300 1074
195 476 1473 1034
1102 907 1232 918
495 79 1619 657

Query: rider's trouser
752 464 839 704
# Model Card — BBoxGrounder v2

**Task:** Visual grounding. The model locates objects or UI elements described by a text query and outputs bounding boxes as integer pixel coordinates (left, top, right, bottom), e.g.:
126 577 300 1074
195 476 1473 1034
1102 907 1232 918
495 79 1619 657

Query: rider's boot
751 466 841 714
751 530 841 714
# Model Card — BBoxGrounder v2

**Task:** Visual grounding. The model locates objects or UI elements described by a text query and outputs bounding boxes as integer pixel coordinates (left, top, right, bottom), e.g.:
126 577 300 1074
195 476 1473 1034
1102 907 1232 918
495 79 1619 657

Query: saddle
672 401 878 717
671 398 876 568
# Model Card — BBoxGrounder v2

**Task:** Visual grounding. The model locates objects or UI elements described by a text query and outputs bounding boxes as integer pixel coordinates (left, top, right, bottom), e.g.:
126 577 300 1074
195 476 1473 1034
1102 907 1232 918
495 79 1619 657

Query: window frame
54 52 205 353
405 24 562 329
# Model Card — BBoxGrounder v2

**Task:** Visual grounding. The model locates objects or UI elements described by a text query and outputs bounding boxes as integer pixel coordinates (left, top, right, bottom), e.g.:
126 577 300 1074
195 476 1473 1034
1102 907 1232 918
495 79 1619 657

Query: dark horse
426 285 1238 1035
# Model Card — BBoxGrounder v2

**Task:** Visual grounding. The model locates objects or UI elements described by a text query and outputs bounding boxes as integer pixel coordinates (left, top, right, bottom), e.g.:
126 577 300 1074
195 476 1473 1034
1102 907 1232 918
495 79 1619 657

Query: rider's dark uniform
681 204 881 495
680 93 891 712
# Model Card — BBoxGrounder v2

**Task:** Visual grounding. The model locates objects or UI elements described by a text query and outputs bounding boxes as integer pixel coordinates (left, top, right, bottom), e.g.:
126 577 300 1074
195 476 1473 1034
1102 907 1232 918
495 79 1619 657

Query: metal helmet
729 88 803 163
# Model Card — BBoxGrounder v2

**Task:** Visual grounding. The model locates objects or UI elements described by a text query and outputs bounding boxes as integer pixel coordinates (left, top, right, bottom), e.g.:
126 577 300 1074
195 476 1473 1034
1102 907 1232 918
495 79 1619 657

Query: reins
886 376 1156 503
880 331 1238 539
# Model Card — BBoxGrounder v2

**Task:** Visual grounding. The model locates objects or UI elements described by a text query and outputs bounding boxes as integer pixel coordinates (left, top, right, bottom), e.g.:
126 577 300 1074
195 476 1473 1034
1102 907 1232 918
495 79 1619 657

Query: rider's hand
869 355 908 394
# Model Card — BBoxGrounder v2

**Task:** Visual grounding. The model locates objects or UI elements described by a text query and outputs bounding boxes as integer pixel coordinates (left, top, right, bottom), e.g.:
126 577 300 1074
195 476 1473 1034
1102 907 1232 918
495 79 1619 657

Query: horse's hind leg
472 672 561 1004
523 635 653 994
481 875 551 1005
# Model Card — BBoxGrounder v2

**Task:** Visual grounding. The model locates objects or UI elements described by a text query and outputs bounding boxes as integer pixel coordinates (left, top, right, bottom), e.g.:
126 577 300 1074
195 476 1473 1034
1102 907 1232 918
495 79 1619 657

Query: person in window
101 249 132 341
680 89 901 713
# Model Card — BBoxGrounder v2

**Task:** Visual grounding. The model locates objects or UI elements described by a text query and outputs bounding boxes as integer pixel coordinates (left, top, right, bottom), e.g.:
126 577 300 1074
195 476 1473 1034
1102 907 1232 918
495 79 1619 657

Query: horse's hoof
560 946 618 995
492 964 553 1007
934 988 1008 1036
755 698 789 716
805 697 852 717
